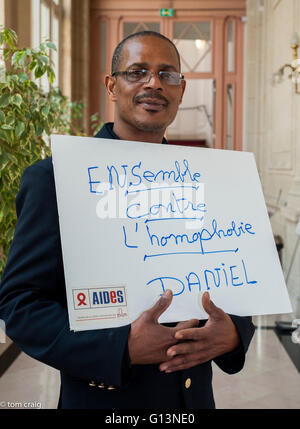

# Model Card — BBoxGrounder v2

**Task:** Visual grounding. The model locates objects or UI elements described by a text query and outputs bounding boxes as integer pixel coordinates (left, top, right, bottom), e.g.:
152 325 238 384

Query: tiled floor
0 314 299 409
212 315 300 409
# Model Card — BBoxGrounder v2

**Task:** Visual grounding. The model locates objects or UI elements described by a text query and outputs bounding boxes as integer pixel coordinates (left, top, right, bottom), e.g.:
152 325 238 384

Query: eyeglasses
112 69 184 86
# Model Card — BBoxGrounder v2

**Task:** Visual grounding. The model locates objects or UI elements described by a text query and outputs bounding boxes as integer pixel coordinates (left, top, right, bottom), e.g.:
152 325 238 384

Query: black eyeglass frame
111 69 185 86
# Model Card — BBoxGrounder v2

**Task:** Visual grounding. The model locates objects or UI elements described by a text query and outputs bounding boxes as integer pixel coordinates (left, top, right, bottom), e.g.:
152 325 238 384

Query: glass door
167 79 214 148
167 20 214 147
123 21 161 38
173 21 212 74
90 6 244 150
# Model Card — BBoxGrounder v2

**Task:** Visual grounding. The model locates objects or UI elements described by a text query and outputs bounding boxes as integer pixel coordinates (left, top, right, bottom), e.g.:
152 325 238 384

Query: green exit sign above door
160 8 175 17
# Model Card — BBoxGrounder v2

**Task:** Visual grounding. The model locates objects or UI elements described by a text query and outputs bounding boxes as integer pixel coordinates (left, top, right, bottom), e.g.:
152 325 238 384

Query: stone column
4 0 31 47
60 0 72 99
71 0 90 133
0 0 5 26
246 0 300 317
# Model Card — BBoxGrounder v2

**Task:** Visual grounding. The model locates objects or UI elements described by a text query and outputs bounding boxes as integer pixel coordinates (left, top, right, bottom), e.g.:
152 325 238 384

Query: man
0 31 255 409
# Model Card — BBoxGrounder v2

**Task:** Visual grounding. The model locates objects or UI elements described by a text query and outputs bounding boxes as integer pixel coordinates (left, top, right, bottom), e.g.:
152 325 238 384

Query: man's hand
128 290 199 365
159 292 240 373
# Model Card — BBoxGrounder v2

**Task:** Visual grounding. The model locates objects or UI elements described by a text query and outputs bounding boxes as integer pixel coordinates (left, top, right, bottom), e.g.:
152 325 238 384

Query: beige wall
245 0 300 317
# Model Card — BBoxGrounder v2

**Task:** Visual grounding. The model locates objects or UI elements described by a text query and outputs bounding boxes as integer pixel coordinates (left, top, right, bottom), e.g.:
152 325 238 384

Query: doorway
90 1 245 150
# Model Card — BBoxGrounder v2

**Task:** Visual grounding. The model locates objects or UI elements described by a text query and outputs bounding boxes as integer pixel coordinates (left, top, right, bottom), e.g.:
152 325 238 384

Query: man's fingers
166 333 209 358
159 350 210 372
162 359 205 373
174 326 209 341
175 318 199 330
145 289 173 322
201 292 223 320
166 341 202 357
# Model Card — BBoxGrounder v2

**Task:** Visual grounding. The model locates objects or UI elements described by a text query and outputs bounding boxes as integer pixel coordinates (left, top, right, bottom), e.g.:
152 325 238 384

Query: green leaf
11 74 19 81
1 124 13 130
5 28 18 46
15 121 25 137
35 123 43 136
29 81 38 90
34 66 45 78
0 152 9 170
46 67 55 84
6 115 15 126
19 72 28 82
91 113 100 121
0 93 10 107
41 105 50 116
7 153 18 164
0 130 9 142
45 41 57 51
40 55 49 65
29 61 37 71
44 124 51 135
39 98 47 106
3 48 10 60
4 31 16 49
6 226 14 242
11 50 27 68
0 110 5 122
11 94 22 106
11 51 20 66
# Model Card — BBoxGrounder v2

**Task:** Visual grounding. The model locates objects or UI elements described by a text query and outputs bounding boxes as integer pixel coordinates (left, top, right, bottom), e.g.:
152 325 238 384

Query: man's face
106 36 186 136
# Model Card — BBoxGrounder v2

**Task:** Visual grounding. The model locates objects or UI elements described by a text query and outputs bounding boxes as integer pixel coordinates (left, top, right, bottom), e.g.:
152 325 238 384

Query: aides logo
90 288 125 307
73 286 127 310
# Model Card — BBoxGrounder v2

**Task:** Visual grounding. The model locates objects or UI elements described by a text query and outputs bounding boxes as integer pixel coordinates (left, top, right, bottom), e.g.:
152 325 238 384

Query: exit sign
160 8 174 17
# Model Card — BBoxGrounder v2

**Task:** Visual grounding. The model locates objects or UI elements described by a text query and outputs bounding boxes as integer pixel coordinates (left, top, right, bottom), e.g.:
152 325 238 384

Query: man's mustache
134 91 169 106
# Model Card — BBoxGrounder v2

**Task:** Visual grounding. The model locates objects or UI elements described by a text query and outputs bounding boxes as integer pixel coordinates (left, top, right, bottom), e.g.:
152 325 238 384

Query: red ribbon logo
117 308 125 317
77 293 87 306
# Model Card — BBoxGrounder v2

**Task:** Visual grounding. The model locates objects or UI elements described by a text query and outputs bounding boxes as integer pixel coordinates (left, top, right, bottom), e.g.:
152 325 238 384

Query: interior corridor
0 314 299 410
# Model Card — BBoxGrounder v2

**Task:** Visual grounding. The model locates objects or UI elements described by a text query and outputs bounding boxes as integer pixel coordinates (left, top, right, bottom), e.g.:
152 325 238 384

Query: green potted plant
0 27 102 276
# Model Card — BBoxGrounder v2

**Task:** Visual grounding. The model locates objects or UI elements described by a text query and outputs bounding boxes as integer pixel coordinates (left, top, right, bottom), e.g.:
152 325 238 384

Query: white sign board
51 135 292 331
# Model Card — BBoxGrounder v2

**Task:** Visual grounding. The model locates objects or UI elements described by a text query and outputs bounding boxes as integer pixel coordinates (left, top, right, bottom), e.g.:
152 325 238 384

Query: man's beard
133 90 171 132
133 117 167 133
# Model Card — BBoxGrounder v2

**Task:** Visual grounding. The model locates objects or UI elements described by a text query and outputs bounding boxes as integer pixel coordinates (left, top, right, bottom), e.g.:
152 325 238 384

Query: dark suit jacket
0 123 255 409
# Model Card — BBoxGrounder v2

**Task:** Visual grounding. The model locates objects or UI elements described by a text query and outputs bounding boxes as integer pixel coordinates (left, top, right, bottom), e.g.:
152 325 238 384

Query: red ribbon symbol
117 308 125 317
77 293 87 306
